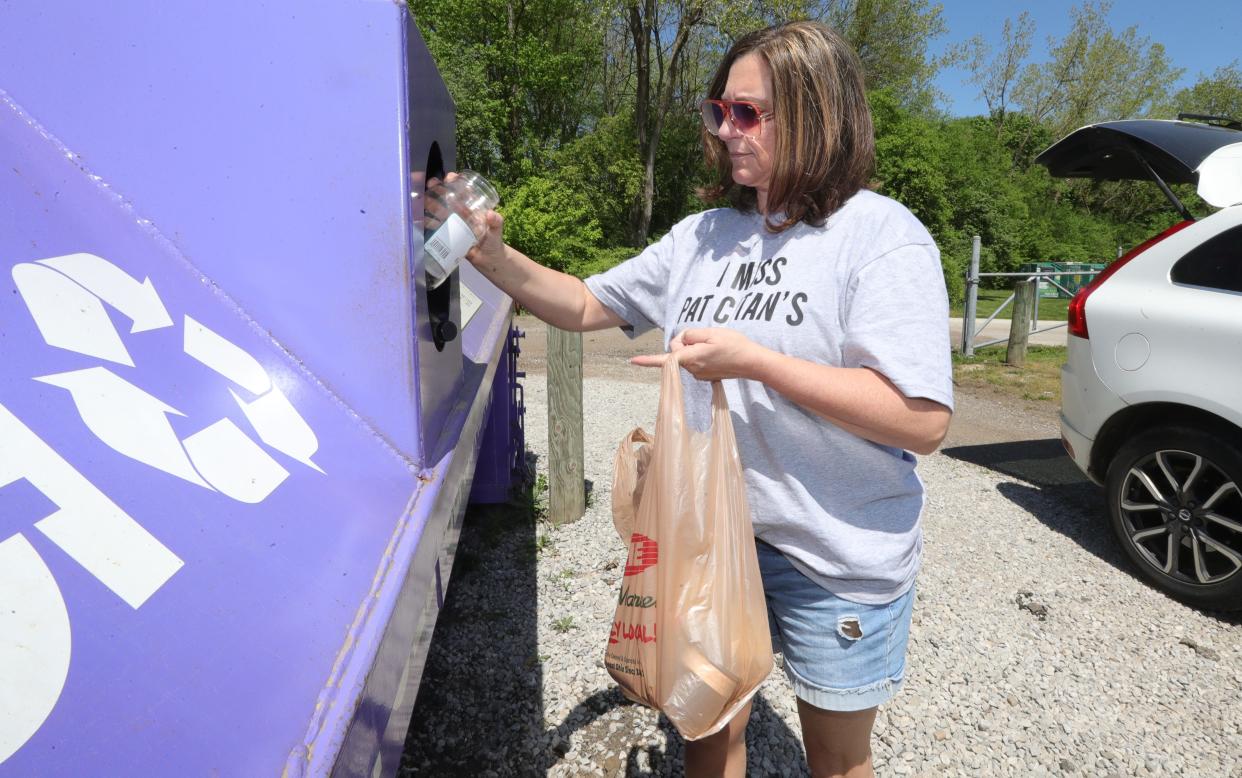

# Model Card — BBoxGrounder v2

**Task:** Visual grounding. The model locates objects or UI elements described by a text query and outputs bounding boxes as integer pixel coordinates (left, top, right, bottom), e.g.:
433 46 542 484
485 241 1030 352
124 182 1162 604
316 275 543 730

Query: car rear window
1170 225 1242 293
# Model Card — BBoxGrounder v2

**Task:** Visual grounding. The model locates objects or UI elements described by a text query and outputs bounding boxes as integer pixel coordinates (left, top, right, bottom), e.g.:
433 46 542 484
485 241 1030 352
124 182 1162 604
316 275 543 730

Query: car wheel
1105 425 1242 611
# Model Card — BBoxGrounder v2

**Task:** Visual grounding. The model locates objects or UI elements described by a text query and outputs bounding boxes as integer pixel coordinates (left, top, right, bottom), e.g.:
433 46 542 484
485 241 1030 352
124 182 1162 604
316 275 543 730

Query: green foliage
409 0 1234 311
1011 1 1183 138
410 0 601 178
827 0 954 107
548 112 644 248
938 245 966 308
650 112 715 237
535 533 553 555
871 89 950 232
501 176 604 274
568 246 637 280
1171 62 1242 121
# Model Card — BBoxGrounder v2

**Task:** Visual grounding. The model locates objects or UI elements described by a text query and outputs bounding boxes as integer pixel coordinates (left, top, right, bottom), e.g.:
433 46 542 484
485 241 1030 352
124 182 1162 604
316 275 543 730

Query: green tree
622 0 705 246
501 176 605 274
822 0 954 108
1171 62 1242 121
548 111 645 247
965 12 1035 136
610 0 957 245
410 0 602 178
1012 1 1183 140
870 89 949 231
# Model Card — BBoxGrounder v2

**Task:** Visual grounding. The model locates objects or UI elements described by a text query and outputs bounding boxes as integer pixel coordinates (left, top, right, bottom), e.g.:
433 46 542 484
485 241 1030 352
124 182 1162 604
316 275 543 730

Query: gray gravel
402 374 1242 777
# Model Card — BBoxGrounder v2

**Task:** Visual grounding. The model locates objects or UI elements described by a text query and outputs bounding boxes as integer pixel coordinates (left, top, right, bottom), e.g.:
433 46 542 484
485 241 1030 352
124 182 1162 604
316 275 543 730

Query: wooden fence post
547 326 585 525
1006 278 1035 366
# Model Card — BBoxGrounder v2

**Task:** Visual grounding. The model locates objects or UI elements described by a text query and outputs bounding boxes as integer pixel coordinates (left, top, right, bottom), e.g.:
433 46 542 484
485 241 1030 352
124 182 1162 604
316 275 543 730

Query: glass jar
422 170 500 289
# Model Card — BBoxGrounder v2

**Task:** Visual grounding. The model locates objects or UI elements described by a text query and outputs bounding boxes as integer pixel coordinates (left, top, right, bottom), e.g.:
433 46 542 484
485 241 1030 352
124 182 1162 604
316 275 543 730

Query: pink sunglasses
699 99 774 136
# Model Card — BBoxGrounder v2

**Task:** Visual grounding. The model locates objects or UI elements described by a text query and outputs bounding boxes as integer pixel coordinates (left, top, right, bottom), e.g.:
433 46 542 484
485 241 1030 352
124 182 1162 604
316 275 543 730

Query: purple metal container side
323 291 513 778
0 2 520 776
1 91 412 775
0 1 429 466
470 326 527 504
404 18 470 466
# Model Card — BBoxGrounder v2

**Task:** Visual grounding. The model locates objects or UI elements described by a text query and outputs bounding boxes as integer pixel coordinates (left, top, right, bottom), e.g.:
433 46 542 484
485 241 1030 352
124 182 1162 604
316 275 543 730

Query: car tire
1105 424 1242 611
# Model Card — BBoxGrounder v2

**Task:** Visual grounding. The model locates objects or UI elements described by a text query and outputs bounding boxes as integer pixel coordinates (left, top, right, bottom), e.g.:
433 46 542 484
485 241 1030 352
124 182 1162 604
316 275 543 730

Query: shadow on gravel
628 691 810 777
942 438 1107 546
399 453 548 776
942 438 1242 626
398 448 814 775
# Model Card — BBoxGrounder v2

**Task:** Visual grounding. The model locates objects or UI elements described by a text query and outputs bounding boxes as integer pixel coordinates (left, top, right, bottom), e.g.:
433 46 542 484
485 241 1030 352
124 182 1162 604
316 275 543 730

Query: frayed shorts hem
782 660 905 712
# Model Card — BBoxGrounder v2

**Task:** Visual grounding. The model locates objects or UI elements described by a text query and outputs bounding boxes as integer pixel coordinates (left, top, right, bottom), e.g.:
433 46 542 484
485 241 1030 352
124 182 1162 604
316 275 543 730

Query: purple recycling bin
0 3 522 775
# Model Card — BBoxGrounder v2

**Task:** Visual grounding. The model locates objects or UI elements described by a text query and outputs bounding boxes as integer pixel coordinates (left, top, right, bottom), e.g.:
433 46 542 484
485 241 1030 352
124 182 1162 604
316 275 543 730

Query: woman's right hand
465 209 507 270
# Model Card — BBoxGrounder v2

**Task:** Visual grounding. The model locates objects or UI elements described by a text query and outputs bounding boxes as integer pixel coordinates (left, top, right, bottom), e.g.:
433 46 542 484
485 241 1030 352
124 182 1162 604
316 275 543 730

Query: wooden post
547 326 585 525
1006 278 1035 366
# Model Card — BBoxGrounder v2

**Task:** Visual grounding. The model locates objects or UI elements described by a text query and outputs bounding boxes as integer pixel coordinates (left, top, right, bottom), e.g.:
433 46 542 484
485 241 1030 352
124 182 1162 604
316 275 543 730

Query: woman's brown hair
700 21 875 232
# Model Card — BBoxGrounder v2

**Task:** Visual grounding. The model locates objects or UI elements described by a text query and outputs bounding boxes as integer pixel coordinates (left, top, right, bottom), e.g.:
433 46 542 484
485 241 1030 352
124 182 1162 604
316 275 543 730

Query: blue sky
931 1 1242 116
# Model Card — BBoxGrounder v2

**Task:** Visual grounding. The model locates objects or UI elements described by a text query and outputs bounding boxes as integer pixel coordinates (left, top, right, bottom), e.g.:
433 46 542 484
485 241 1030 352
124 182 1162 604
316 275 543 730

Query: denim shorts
756 540 915 712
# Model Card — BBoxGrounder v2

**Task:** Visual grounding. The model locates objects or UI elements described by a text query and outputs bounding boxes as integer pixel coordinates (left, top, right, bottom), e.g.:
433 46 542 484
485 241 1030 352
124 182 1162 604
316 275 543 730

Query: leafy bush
567 245 637 279
500 176 603 273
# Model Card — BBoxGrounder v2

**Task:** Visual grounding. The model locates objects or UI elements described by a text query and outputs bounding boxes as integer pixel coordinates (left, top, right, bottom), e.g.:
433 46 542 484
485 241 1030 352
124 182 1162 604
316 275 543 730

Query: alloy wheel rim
1118 449 1242 586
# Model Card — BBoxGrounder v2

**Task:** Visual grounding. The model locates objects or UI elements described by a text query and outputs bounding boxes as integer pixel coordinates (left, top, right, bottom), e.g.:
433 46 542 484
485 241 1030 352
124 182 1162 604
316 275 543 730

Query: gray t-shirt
585 189 953 604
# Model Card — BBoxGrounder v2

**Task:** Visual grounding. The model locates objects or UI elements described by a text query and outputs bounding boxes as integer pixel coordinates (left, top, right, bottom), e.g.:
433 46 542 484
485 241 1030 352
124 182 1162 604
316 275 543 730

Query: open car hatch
1035 119 1242 217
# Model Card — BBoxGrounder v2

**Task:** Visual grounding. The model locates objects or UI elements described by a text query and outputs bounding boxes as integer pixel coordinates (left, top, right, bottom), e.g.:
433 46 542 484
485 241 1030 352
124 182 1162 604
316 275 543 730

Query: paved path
949 317 1067 349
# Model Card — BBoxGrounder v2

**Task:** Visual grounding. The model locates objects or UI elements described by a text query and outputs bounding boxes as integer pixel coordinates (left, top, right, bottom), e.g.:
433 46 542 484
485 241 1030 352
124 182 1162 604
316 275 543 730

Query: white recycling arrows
37 253 174 333
183 419 289 504
230 387 325 474
13 253 323 500
10 252 174 367
0 403 184 609
11 263 136 367
183 315 271 395
35 366 295 503
0 534 71 765
35 367 212 490
185 315 322 472
4 248 327 766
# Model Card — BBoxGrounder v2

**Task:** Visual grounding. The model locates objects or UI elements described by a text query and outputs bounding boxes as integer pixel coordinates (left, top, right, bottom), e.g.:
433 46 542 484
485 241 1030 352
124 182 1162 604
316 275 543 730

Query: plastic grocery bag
604 354 773 741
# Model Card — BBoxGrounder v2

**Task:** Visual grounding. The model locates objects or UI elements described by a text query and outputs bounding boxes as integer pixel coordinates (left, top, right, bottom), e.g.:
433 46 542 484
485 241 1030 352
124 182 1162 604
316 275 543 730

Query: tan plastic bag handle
613 353 730 540
611 427 653 539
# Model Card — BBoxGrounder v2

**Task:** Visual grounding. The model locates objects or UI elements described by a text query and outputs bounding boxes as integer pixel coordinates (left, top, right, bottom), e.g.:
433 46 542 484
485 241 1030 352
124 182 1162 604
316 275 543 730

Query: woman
460 20 952 778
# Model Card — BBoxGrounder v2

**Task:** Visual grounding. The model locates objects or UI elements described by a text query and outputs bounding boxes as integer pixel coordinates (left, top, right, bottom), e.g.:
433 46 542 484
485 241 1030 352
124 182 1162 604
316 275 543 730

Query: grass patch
523 652 551 669
510 471 549 524
951 288 1071 322
551 616 576 633
953 345 1066 403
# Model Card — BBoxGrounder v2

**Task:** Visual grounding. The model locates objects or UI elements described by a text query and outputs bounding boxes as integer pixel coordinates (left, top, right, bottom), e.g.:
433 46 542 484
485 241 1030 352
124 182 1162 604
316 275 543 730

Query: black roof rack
1177 113 1242 131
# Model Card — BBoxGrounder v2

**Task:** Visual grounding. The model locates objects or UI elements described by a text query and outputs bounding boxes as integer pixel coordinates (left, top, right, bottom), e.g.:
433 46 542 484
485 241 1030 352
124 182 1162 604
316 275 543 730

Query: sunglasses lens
700 101 724 135
731 102 760 131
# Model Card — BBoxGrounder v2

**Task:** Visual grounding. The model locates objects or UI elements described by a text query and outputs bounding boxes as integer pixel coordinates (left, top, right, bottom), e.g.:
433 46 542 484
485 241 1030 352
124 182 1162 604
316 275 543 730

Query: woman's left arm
632 327 952 455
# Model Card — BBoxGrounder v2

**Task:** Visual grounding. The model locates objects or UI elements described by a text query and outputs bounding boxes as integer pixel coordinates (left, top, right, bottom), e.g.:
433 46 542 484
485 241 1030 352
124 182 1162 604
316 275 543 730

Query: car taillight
1067 220 1195 339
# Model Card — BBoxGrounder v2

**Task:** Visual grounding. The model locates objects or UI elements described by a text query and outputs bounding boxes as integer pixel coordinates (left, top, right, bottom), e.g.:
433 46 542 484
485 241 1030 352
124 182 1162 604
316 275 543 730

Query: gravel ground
401 369 1242 777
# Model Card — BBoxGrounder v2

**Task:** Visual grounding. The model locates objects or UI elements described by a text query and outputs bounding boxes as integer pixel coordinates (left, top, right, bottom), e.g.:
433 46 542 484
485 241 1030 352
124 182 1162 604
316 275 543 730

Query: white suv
1037 119 1242 610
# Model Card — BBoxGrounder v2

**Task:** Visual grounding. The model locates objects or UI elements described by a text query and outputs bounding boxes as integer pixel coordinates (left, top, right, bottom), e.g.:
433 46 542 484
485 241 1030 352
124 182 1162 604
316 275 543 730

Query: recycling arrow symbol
11 252 323 499
2 250 327 765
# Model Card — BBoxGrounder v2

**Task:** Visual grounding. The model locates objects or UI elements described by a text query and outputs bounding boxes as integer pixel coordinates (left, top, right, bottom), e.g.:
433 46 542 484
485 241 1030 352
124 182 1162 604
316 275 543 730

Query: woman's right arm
464 210 626 333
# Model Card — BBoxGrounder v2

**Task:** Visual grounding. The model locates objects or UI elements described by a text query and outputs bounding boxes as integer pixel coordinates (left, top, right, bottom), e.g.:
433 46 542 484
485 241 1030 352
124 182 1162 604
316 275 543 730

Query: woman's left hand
631 328 766 381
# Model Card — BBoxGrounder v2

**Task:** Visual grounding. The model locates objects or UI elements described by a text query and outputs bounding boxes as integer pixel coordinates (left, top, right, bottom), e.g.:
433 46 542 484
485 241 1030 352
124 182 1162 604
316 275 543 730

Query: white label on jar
424 212 476 278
